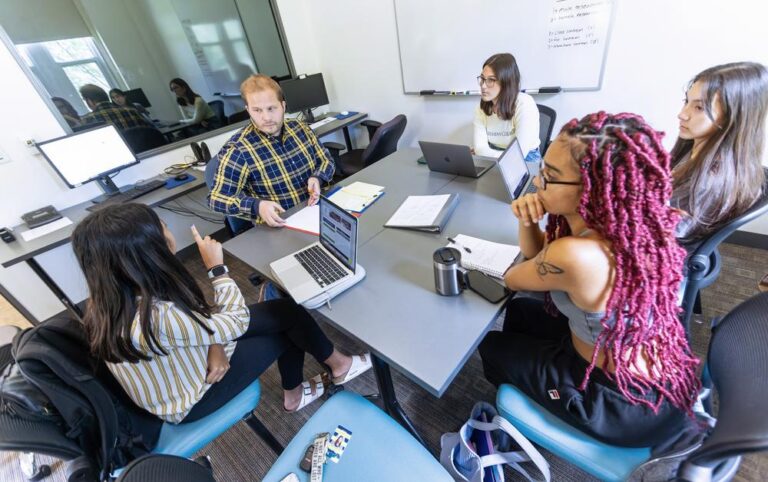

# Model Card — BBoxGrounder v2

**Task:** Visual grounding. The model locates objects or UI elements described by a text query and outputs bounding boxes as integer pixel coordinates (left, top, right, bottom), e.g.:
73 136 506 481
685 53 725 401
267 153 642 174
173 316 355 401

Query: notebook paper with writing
384 193 459 232
447 234 520 278
328 181 385 212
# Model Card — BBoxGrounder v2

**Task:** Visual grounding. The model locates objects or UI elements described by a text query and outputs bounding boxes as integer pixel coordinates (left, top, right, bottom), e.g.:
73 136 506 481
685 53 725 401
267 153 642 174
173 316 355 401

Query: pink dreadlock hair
547 111 700 414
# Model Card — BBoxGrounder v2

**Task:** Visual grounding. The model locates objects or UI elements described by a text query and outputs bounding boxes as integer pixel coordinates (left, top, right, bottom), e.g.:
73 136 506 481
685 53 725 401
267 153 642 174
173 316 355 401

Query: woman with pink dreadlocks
479 112 700 447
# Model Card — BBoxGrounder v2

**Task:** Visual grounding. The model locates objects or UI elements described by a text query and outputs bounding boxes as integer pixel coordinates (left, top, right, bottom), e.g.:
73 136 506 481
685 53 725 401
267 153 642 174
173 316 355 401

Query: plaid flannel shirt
82 102 153 131
208 119 335 222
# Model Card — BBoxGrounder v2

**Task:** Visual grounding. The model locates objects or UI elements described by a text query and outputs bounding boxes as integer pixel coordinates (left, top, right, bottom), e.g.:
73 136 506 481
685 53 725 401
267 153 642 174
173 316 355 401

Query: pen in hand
447 237 472 254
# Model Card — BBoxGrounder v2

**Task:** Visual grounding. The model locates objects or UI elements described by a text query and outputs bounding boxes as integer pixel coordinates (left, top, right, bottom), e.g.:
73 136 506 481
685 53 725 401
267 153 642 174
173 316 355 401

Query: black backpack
10 316 162 480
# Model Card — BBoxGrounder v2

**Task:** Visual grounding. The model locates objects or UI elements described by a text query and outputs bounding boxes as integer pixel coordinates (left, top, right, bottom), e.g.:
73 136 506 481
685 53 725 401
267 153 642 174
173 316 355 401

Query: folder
384 193 459 233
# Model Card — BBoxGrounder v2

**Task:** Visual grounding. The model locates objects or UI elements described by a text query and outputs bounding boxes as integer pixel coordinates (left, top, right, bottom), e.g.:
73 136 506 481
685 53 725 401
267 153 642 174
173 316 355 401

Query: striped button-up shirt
82 101 153 131
208 119 335 223
106 278 250 423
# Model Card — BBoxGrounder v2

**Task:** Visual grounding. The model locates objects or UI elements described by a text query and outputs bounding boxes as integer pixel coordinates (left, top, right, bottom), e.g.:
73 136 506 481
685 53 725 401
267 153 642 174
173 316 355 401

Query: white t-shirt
473 92 540 158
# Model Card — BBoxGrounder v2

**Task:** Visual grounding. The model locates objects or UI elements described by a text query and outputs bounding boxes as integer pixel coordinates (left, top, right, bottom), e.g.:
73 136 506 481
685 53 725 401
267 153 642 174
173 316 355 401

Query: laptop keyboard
295 245 348 287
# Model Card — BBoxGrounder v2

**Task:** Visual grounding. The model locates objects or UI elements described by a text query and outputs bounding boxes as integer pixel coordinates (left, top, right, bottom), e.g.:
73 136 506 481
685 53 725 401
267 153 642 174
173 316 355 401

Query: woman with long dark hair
169 77 221 132
671 62 767 245
480 112 699 447
71 203 370 423
474 53 540 160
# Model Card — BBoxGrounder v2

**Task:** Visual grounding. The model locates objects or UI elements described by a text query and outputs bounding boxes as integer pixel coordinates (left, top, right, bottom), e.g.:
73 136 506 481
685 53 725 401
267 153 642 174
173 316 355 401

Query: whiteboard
394 0 615 94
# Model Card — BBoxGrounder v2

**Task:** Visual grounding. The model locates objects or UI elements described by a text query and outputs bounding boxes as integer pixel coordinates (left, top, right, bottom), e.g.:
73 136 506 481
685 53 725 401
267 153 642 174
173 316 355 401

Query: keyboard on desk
309 117 335 130
294 245 348 287
86 179 167 212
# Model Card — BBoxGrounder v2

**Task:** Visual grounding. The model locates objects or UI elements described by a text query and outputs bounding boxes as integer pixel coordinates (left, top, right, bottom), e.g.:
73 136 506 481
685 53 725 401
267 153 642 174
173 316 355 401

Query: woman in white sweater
474 53 540 160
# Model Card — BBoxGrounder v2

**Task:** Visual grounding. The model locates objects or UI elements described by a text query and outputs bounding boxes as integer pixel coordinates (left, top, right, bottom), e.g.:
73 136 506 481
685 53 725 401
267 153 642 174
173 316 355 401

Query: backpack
11 316 162 481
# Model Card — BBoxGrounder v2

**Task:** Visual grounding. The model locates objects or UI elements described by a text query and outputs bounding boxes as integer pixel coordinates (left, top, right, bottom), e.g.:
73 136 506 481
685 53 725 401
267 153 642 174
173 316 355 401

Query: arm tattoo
535 245 564 277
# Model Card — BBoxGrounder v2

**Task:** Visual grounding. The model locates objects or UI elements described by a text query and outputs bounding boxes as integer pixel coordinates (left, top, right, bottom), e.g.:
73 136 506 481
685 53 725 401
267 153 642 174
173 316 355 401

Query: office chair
116 454 215 482
496 291 768 482
324 114 407 178
203 157 253 237
121 126 167 153
679 172 768 336
207 101 227 127
536 104 557 156
227 109 250 124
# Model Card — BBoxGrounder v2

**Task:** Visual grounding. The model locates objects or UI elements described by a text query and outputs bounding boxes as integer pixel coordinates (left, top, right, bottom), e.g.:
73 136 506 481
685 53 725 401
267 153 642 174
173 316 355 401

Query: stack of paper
446 234 520 278
328 182 385 212
284 204 320 235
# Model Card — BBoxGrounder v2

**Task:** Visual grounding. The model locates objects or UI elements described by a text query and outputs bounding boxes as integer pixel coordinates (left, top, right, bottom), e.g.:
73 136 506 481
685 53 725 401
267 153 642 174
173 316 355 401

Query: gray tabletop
0 176 207 268
223 148 521 397
313 112 368 138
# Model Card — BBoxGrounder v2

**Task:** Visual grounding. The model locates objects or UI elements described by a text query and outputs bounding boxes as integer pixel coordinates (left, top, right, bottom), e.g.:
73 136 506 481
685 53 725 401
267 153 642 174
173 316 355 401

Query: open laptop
497 139 538 201
419 141 496 178
270 196 365 307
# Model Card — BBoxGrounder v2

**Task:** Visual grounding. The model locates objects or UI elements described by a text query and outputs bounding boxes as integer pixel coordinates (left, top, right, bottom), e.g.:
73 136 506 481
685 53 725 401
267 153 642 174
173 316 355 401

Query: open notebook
446 234 521 278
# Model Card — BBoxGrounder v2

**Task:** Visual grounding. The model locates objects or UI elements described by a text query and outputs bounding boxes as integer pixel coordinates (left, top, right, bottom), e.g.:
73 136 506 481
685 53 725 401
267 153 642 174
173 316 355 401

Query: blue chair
204 157 253 236
263 391 451 481
496 291 768 481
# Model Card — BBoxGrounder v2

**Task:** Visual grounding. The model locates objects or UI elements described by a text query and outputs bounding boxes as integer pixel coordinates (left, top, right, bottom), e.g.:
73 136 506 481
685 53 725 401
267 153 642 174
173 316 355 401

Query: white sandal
286 373 328 413
332 352 373 385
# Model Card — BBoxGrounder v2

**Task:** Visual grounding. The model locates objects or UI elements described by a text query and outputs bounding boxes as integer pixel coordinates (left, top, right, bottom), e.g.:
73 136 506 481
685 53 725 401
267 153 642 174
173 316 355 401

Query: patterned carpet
1 242 766 481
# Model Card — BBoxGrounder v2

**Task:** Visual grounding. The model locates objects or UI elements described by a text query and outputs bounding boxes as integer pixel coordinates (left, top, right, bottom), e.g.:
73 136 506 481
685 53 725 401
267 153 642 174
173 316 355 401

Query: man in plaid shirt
208 74 334 226
79 84 153 131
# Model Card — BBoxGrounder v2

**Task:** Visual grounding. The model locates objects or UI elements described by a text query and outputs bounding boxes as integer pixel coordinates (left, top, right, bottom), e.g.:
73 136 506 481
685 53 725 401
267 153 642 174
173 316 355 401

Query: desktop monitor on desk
124 88 151 108
36 125 138 202
280 73 329 123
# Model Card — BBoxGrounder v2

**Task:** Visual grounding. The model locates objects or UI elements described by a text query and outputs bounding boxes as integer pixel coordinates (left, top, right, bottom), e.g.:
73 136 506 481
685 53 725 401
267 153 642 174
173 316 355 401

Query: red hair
548 112 700 414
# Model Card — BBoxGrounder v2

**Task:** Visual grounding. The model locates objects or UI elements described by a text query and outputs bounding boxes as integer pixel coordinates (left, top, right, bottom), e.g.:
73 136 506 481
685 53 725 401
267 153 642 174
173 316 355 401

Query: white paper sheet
386 194 450 227
20 217 74 242
284 205 320 235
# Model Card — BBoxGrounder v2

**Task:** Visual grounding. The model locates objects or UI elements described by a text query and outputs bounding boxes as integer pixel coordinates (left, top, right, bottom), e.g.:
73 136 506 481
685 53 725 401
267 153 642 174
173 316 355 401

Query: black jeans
478 296 690 448
182 298 334 423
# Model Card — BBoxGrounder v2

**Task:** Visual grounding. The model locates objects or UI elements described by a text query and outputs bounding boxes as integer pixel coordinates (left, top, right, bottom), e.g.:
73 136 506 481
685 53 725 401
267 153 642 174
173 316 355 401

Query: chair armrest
323 141 346 154
361 120 382 140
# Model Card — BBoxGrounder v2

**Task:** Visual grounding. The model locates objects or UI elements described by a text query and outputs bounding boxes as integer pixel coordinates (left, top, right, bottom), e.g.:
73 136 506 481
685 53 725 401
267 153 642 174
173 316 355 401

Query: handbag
440 401 550 482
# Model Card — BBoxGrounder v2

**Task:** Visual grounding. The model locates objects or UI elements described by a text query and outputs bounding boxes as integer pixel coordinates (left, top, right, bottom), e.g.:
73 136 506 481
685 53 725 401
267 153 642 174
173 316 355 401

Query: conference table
222 148 521 443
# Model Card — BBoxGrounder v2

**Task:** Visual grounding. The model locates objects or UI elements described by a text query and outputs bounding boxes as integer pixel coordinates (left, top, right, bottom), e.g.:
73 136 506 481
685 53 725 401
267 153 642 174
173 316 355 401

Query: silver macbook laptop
270 196 364 306
497 139 538 201
419 141 496 178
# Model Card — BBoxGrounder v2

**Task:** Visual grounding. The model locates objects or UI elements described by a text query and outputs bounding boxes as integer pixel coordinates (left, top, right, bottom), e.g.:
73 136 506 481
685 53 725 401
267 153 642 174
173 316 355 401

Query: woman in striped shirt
71 203 371 424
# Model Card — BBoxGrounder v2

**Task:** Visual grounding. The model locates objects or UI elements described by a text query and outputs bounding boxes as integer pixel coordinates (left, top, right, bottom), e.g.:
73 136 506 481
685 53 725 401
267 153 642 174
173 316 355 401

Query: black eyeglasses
538 162 581 190
476 75 497 87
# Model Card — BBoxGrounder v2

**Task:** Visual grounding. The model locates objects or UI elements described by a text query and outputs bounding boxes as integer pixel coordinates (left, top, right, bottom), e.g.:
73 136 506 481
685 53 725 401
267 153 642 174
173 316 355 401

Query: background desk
311 112 368 151
0 176 223 323
222 148 520 441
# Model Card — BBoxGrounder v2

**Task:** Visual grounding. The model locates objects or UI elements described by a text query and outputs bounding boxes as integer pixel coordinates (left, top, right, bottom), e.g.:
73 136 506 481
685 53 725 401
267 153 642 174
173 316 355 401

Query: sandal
332 352 373 385
285 373 329 413
759 274 768 293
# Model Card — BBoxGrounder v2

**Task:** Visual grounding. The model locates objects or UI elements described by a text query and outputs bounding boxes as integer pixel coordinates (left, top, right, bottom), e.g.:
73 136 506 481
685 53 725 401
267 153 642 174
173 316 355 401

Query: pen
447 237 472 254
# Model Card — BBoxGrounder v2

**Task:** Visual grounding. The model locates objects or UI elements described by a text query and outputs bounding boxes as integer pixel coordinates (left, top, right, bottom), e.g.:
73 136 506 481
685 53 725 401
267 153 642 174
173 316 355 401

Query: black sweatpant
183 298 334 423
478 296 690 448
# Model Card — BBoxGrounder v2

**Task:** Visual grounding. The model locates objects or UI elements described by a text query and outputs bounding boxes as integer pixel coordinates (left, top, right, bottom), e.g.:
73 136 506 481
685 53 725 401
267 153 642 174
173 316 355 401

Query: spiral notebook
446 234 520 278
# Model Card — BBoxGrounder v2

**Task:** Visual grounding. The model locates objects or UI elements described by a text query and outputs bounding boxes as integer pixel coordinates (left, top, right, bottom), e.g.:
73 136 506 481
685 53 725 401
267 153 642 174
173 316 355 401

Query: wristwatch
207 264 229 279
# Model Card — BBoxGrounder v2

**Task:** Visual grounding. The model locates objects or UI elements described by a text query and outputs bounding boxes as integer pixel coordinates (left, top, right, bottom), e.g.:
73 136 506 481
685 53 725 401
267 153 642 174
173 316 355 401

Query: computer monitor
36 125 138 202
280 73 329 122
124 88 151 108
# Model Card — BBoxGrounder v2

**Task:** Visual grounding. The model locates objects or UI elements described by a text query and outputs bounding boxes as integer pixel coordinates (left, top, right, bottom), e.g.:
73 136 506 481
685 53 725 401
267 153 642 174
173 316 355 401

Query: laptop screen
319 196 357 272
497 139 530 200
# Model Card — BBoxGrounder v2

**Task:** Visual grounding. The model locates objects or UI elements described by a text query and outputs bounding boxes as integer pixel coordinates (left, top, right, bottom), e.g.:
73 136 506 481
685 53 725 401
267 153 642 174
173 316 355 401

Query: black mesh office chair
675 292 768 481
207 101 227 127
227 109 250 124
679 171 768 336
121 126 167 153
324 114 407 178
116 454 216 482
536 104 557 156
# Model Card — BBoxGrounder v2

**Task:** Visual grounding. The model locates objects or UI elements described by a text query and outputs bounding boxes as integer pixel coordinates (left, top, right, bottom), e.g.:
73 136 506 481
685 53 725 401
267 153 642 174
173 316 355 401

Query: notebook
384 194 459 232
328 181 385 212
446 234 520 278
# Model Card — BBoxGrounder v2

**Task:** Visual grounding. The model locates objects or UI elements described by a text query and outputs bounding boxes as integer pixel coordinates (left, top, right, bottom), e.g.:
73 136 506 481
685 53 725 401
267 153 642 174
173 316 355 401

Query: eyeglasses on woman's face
537 161 581 190
476 75 497 87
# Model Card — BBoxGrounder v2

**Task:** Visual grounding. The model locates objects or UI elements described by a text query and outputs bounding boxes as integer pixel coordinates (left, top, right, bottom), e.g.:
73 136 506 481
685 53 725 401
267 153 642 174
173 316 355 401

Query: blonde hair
240 74 284 103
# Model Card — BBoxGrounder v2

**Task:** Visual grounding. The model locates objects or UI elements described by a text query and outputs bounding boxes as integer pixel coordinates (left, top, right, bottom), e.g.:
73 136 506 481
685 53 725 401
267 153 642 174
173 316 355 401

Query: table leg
26 258 83 322
342 126 353 151
371 354 427 447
